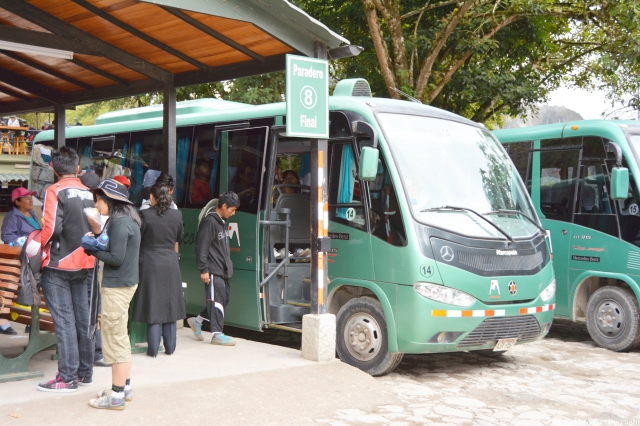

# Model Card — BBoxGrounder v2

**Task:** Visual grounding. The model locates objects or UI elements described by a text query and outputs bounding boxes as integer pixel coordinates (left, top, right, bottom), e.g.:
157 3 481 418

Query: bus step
267 322 302 333
286 300 311 308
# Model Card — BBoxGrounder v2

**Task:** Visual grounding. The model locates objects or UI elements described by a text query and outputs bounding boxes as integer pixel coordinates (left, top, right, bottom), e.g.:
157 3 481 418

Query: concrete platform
0 325 397 425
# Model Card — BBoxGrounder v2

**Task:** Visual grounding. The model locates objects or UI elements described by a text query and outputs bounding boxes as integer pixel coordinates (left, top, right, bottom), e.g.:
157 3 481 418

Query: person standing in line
132 176 185 357
85 179 141 410
79 171 108 367
37 147 96 392
187 191 240 346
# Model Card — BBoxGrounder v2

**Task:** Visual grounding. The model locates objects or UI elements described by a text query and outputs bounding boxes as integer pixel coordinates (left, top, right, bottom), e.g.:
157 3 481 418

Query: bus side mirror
610 167 629 200
359 147 379 181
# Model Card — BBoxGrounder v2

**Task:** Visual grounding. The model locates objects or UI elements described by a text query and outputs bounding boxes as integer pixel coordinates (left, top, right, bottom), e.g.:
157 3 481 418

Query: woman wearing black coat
132 178 185 357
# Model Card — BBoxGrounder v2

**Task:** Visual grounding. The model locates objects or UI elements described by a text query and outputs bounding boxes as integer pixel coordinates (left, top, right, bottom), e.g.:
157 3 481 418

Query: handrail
258 208 290 288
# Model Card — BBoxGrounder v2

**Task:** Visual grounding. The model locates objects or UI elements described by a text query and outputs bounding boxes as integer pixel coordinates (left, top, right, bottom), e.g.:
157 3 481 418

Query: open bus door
217 125 269 331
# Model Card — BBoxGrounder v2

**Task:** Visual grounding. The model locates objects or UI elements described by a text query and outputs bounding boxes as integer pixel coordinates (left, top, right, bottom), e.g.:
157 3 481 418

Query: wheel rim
593 298 627 339
343 312 382 361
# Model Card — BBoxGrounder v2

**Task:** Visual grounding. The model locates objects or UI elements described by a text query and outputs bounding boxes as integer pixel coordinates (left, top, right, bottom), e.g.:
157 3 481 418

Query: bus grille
457 316 540 348
627 252 640 270
458 251 543 272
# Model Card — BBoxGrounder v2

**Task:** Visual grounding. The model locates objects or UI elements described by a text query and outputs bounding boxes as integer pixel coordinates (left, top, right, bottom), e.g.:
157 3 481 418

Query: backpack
18 230 43 306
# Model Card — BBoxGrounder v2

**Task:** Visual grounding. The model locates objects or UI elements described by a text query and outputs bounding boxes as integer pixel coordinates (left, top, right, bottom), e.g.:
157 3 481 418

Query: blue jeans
41 268 94 382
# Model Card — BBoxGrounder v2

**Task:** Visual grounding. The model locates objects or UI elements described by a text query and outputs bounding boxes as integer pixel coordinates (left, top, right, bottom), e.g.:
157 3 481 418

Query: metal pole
162 85 177 178
310 138 329 314
53 104 65 149
310 39 330 315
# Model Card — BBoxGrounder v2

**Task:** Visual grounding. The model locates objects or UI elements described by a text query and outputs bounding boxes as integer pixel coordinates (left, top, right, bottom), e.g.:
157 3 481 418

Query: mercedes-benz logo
440 246 454 262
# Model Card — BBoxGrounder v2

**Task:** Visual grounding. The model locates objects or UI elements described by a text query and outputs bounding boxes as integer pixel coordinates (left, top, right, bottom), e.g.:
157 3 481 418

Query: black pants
146 322 177 356
198 275 230 334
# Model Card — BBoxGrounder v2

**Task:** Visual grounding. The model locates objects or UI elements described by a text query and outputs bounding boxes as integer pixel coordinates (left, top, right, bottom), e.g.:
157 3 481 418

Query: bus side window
188 127 219 208
328 142 366 231
503 141 532 191
368 155 407 246
539 142 580 223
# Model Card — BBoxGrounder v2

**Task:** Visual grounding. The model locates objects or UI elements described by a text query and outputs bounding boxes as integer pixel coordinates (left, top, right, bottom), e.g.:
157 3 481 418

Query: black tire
586 286 640 352
336 297 403 376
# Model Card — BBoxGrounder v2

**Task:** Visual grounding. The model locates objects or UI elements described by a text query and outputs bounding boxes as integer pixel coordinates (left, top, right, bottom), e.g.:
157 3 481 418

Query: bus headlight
414 282 476 307
540 279 556 302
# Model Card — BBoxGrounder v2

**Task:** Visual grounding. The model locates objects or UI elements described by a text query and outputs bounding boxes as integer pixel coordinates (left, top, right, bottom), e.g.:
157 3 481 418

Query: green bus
495 121 640 351
33 78 555 375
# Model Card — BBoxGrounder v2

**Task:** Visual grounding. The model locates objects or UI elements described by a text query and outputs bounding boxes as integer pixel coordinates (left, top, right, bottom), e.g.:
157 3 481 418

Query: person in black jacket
187 191 240 346
132 177 185 357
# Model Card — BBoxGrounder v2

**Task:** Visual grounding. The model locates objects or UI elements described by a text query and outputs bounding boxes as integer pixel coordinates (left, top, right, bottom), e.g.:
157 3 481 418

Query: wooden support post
54 104 65 149
162 85 177 178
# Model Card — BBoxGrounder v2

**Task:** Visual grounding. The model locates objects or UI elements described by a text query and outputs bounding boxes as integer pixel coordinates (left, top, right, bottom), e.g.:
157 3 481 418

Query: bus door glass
327 138 374 280
536 142 581 316
219 126 268 330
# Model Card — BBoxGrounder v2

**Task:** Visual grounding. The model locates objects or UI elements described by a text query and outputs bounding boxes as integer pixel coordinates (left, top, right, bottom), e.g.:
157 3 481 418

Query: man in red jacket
37 147 97 393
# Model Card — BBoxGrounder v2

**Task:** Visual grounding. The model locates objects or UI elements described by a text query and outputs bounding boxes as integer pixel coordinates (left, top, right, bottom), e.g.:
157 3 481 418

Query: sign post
287 52 334 362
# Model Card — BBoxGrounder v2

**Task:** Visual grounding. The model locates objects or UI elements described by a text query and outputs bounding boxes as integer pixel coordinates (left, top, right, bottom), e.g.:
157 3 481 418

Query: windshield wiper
484 209 546 235
421 205 514 243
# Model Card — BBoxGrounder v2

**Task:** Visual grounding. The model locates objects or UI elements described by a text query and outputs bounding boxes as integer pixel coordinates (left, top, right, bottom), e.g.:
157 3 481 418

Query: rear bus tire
586 286 640 352
336 297 403 376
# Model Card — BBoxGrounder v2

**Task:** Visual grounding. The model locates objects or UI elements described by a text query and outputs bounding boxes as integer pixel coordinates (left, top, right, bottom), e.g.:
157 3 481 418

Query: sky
547 86 612 119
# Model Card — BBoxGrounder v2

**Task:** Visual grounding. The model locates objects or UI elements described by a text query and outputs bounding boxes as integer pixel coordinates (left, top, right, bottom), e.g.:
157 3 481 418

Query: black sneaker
37 373 78 393
78 376 93 386
0 326 17 335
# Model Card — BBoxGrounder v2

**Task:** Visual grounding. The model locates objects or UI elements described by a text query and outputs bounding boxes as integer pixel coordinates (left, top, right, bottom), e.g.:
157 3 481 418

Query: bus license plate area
494 338 518 351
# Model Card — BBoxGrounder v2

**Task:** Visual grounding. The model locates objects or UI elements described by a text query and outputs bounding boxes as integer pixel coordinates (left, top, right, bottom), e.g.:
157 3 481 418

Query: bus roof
493 119 640 143
34 94 479 143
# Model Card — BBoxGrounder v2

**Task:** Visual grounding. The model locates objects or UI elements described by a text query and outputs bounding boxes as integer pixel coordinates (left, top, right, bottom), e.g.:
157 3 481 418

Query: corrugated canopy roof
0 0 348 115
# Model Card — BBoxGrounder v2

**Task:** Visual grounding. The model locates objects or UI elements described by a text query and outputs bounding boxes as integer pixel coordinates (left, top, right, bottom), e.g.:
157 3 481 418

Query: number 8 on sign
300 86 317 110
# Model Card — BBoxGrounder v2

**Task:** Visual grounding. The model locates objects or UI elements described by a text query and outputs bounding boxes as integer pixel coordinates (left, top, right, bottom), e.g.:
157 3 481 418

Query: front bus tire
336 297 403 376
586 286 640 352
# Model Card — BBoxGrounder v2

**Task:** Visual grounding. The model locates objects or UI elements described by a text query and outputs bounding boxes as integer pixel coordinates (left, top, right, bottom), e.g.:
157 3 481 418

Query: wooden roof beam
70 58 130 86
71 0 216 74
0 84 31 102
161 6 266 63
0 49 94 90
2 1 174 86
0 98 54 115
0 67 64 104
0 25 95 55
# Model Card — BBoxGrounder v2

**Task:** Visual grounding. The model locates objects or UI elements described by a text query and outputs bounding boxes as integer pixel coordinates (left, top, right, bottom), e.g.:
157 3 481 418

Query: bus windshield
378 113 540 239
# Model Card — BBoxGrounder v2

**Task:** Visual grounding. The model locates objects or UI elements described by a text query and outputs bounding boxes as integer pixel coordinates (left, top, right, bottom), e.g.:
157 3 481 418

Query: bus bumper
396 288 555 354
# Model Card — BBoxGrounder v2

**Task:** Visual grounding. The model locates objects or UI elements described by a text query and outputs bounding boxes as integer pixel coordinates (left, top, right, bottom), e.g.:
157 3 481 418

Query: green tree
297 0 640 122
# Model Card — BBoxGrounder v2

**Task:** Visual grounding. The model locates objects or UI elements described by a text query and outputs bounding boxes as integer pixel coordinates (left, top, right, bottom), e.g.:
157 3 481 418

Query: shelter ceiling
0 0 346 115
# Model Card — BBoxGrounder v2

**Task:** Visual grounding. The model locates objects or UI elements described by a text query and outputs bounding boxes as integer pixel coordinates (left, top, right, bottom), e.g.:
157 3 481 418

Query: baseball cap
12 187 36 203
91 179 132 205
80 172 101 189
113 175 131 189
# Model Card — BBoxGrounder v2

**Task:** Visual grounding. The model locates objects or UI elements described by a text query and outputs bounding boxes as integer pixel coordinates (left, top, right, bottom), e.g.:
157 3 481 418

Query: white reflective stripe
318 167 323 186
214 302 224 316
210 275 214 300
317 204 324 218
446 311 462 317
317 270 323 288
472 310 485 317
494 310 506 316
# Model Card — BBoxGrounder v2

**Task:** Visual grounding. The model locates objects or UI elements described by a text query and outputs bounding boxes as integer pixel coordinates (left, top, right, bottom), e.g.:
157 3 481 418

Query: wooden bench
0 245 57 383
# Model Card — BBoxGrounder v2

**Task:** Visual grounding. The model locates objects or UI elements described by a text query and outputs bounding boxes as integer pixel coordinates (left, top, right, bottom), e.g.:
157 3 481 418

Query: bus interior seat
550 180 574 207
581 184 598 213
272 193 311 245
